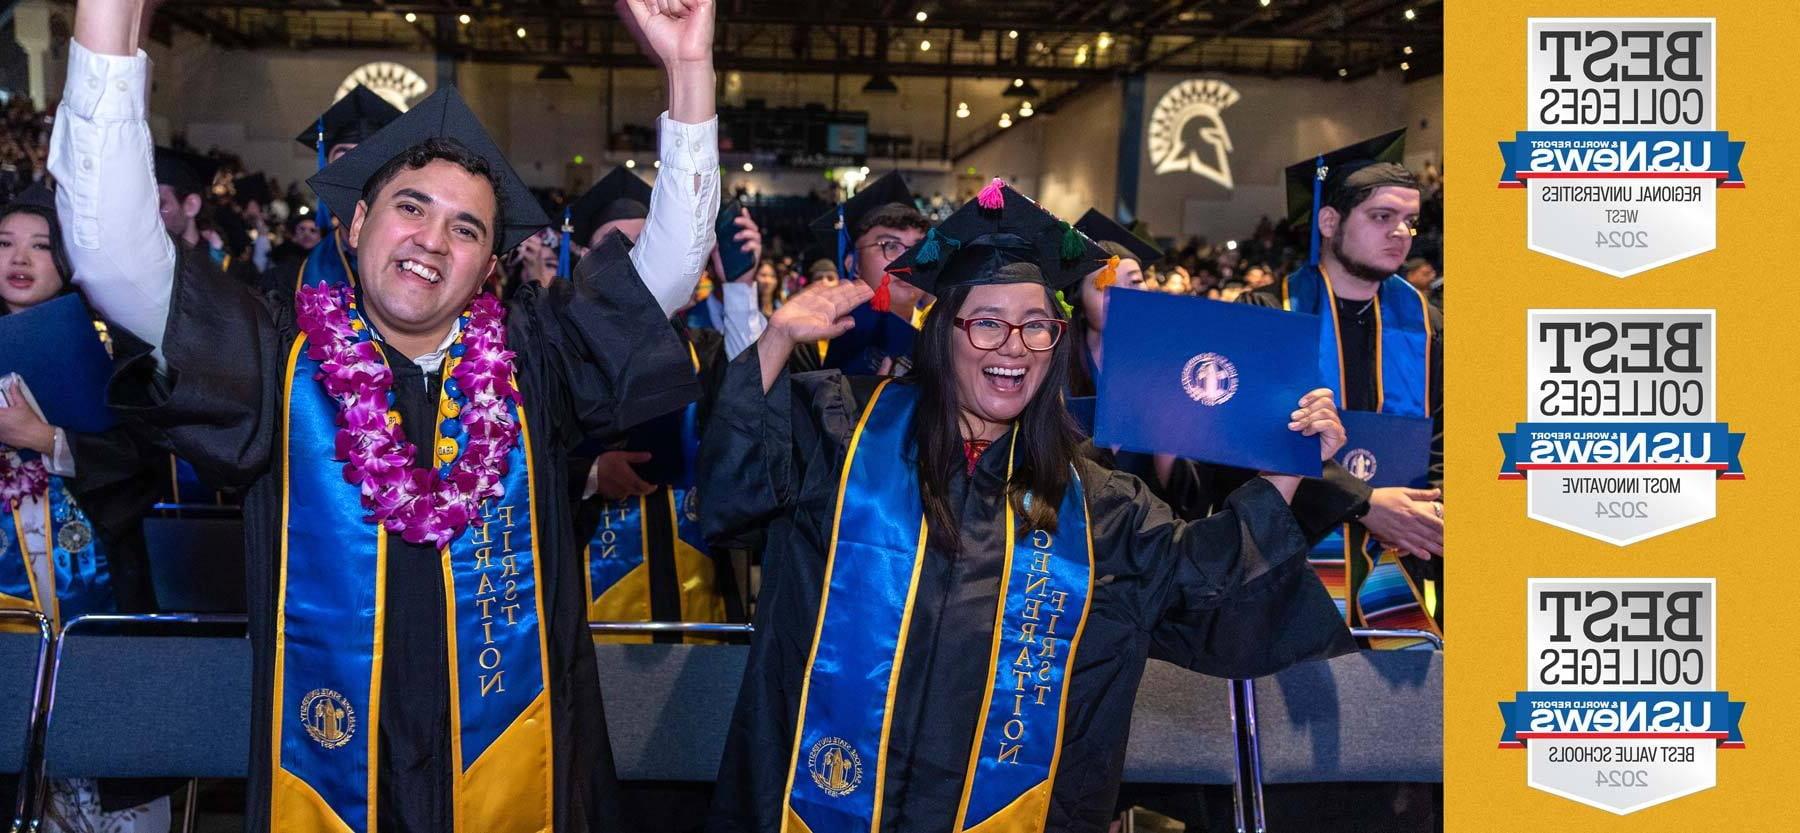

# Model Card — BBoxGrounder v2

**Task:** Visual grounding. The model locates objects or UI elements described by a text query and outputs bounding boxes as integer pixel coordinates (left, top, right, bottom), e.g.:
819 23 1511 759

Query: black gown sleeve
105 249 288 488
696 341 866 547
506 233 700 454
1090 466 1354 678
64 428 161 613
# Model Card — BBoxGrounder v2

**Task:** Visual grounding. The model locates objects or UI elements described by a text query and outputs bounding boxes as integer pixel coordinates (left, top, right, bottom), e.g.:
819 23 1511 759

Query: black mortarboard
307 86 547 252
806 171 921 254
295 85 405 152
3 182 55 213
154 147 221 198
232 173 271 207
885 179 1106 300
1074 208 1162 266
567 166 653 247
1283 129 1407 261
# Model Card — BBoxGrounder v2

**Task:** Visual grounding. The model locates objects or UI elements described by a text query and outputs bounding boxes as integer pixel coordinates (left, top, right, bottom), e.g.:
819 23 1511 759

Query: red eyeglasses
953 317 1067 351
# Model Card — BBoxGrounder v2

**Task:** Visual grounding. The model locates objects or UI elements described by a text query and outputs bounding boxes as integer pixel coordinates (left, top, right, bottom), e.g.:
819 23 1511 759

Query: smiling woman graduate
699 181 1357 833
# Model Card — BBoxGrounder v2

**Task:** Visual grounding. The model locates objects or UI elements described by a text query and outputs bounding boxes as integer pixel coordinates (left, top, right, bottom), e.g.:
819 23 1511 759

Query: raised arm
617 0 720 318
49 0 175 360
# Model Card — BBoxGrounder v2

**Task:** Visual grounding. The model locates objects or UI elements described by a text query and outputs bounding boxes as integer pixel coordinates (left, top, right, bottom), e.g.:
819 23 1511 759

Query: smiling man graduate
48 1 721 830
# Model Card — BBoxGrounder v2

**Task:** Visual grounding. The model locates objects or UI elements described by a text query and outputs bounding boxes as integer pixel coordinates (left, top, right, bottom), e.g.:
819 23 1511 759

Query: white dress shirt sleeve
46 427 76 478
49 41 176 365
715 281 768 360
629 113 720 319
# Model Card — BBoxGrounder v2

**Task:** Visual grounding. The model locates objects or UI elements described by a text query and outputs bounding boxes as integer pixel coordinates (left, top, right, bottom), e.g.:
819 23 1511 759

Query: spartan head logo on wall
1148 79 1242 189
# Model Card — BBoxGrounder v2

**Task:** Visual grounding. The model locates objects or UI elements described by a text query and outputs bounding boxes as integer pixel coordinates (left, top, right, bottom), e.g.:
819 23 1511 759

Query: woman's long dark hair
0 202 74 315
912 281 1084 552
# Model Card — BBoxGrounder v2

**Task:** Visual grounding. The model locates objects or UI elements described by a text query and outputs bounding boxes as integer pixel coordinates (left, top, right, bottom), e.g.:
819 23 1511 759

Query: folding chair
38 614 251 833
0 610 51 833
590 622 752 781
1236 628 1444 832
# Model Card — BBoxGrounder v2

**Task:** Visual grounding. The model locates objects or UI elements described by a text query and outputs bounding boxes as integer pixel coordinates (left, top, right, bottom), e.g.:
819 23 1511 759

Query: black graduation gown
62 428 160 615
105 236 698 833
1241 287 1445 628
569 324 747 633
698 344 1354 833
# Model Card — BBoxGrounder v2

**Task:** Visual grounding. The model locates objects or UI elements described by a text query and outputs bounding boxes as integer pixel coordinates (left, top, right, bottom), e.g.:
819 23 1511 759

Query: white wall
1134 70 1415 244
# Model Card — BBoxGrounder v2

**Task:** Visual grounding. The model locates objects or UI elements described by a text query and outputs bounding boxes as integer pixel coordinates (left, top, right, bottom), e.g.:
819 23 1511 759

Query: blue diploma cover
0 294 116 433
1095 290 1322 476
1335 411 1432 488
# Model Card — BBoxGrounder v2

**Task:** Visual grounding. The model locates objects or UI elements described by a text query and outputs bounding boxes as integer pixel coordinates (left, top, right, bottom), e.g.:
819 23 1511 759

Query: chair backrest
143 516 248 613
598 643 747 781
43 625 252 779
1250 650 1443 783
1121 659 1239 784
0 628 43 774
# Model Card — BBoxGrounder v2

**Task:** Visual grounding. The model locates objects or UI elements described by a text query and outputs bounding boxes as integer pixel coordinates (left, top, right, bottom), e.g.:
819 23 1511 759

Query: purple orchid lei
294 284 521 548
0 449 49 513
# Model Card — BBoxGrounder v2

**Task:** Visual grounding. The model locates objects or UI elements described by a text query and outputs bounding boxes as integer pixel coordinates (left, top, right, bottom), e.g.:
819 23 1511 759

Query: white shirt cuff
61 40 150 122
658 113 720 174
47 428 76 478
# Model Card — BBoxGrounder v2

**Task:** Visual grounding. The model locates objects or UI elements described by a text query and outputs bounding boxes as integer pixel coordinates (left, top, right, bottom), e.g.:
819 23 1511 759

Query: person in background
0 183 171 833
753 259 779 316
1403 256 1441 308
806 257 839 288
792 171 932 375
277 83 405 294
1249 131 1444 648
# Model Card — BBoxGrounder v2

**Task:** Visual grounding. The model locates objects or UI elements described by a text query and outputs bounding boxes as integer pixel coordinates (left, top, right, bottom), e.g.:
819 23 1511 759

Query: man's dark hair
286 212 319 235
1324 162 1420 223
360 138 507 253
856 202 930 238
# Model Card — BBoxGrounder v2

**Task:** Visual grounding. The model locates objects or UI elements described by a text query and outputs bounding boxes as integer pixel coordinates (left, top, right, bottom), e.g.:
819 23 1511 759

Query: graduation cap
1074 208 1163 290
806 171 922 277
567 165 654 249
154 147 221 198
3 182 55 214
294 85 405 156
307 86 548 252
1283 128 1406 265
232 173 271 208
883 178 1106 312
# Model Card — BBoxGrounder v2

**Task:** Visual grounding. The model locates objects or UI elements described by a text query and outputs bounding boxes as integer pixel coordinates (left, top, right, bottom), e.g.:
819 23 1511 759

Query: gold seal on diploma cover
1343 448 1379 482
807 737 864 798
300 688 357 749
1180 352 1239 406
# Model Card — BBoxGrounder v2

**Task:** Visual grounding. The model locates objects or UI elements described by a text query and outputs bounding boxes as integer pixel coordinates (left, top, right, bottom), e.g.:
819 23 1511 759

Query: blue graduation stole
271 318 554 832
291 232 357 293
782 382 1094 833
585 486 723 644
585 341 725 642
1283 265 1439 649
1 474 115 631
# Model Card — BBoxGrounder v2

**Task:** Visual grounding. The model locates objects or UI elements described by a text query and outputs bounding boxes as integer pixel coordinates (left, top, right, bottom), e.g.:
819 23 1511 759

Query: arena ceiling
150 0 1442 82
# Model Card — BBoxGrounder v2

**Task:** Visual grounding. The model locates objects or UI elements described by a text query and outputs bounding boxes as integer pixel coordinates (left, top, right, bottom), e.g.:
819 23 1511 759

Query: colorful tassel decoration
916 228 943 265
1095 255 1121 290
1058 221 1084 260
1054 290 1075 318
977 177 1006 210
871 272 893 313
